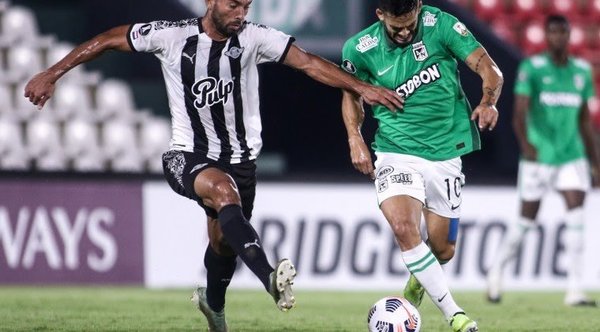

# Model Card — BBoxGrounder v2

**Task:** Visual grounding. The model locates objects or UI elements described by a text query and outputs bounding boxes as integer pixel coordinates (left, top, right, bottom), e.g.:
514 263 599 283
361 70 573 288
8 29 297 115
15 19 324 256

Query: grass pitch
0 287 598 331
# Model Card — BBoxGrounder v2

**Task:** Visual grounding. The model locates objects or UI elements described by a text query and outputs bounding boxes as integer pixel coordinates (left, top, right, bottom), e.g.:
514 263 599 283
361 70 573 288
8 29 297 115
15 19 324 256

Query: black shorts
162 150 256 220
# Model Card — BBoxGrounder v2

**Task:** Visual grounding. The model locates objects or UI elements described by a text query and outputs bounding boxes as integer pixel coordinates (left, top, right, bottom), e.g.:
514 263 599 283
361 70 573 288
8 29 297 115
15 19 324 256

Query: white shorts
373 152 465 218
518 158 591 201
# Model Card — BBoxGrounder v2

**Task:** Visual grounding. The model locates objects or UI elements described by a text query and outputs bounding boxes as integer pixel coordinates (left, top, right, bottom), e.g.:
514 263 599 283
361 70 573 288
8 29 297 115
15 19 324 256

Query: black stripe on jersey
207 40 233 161
228 35 251 162
278 37 296 63
181 36 209 154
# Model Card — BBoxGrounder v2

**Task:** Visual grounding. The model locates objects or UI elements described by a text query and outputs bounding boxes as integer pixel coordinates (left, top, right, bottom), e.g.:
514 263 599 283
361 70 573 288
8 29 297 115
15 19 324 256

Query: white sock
564 207 585 295
488 217 534 278
402 241 461 320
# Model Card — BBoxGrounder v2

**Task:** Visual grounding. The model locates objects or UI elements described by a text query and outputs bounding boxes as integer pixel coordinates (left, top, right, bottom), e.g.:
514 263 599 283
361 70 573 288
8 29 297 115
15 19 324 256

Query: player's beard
211 11 242 37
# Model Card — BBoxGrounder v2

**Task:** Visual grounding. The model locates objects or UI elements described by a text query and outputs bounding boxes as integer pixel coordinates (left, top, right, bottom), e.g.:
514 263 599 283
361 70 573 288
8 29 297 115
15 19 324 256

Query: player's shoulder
571 56 592 71
421 5 456 26
240 21 275 33
150 18 199 32
343 21 381 55
523 54 549 69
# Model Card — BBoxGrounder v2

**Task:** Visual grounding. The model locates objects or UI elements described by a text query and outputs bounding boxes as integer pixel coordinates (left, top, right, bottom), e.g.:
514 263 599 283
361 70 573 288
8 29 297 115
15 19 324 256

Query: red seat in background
472 0 507 21
546 0 582 17
490 16 520 46
520 19 546 55
510 0 545 21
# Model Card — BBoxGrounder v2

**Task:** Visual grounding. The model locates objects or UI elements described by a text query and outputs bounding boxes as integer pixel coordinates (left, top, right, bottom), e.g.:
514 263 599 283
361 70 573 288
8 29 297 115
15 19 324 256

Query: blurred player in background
487 14 599 307
23 0 403 331
341 0 502 331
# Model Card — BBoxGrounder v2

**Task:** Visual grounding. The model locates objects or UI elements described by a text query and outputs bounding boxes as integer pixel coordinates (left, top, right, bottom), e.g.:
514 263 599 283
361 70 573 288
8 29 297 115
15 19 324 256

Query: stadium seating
0 2 171 173
0 115 28 170
472 0 506 21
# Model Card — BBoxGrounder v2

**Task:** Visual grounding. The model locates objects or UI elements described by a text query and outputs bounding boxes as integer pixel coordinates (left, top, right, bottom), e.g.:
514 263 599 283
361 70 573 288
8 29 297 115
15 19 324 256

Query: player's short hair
378 0 419 16
545 14 569 30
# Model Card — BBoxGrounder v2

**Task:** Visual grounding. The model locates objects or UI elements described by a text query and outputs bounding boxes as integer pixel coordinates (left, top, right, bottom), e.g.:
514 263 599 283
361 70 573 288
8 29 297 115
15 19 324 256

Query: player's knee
390 218 420 243
433 244 455 262
211 181 241 210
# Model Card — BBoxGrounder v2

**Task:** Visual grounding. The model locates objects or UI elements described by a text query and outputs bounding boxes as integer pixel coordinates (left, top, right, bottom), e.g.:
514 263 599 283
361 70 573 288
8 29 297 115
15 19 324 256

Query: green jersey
341 6 481 161
515 53 595 165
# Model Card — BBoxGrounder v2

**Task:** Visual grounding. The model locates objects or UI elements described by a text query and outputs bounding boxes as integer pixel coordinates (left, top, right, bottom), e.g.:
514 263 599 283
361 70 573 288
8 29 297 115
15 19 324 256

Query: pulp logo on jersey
539 92 582 108
422 11 437 26
356 34 379 53
192 77 234 109
412 42 428 62
395 64 441 99
225 46 245 59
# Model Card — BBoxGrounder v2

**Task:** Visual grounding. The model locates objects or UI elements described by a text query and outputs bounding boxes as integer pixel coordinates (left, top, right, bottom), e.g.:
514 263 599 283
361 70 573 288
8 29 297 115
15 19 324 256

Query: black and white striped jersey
127 18 294 164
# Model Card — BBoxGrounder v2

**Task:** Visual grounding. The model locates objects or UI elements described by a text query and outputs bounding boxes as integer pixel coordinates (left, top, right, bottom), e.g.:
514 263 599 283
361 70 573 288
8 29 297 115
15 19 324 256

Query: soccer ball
367 296 421 332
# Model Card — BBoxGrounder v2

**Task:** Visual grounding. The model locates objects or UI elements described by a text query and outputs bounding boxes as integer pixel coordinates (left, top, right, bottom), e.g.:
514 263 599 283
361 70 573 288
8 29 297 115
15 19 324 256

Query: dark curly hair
378 0 419 16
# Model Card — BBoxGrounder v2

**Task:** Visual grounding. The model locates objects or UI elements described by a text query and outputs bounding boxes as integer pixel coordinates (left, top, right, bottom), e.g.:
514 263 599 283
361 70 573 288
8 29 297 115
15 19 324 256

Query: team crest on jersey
356 34 379 53
225 47 245 59
342 59 357 74
574 74 584 90
412 42 429 62
422 11 437 26
453 22 469 37
192 77 234 109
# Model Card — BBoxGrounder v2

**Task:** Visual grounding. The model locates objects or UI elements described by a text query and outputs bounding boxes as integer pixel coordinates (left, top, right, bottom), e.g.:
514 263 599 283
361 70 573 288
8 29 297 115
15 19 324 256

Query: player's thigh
380 195 423 249
373 152 426 206
555 159 590 195
423 157 464 219
518 160 552 201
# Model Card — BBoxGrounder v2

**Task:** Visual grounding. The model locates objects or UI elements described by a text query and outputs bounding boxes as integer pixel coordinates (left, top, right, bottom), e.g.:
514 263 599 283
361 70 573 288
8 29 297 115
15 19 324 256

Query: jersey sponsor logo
539 92 582 108
225 46 245 59
390 173 413 185
376 165 394 179
377 65 394 76
412 41 428 62
342 59 357 74
395 64 442 99
422 11 437 26
453 22 469 37
356 34 379 53
192 77 234 109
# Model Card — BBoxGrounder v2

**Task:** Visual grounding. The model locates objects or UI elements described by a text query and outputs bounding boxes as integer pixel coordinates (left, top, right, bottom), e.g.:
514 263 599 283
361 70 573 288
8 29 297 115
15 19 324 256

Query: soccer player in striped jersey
487 14 599 307
24 1 403 331
340 1 503 331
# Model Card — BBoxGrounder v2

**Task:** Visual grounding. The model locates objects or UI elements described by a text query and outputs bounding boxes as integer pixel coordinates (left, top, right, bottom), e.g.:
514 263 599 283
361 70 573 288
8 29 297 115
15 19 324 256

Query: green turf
0 287 598 331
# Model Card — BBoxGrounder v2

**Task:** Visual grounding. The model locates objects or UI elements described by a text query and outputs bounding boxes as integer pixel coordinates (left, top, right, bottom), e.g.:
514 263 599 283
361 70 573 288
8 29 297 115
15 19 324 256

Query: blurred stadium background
1 0 599 331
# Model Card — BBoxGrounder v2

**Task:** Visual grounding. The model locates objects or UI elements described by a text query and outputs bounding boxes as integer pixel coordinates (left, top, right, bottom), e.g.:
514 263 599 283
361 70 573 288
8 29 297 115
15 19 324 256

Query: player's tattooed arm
464 47 503 130
342 90 375 179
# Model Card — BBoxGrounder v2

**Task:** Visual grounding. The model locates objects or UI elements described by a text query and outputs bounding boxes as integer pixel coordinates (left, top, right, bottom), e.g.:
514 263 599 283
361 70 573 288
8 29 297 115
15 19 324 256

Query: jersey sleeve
246 23 295 64
127 21 178 54
439 13 481 61
514 60 533 97
341 38 370 82
583 66 596 102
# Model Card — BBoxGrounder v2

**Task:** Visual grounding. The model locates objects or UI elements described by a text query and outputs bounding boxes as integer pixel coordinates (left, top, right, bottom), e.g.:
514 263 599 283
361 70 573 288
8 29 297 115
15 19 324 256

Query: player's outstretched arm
24 25 133 109
283 45 403 112
464 47 503 131
341 90 374 179
579 102 600 186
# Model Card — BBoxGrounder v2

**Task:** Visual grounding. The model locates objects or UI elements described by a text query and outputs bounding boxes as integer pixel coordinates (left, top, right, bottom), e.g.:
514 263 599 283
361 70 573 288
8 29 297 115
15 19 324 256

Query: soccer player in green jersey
340 1 503 331
487 15 599 307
